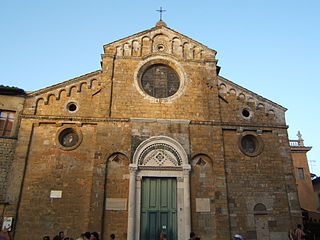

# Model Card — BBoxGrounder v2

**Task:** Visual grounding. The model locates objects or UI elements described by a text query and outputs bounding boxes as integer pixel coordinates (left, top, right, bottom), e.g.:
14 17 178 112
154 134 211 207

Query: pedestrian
43 236 50 240
189 232 196 240
288 229 295 240
0 227 10 240
53 231 65 240
90 232 99 240
83 232 91 240
233 234 243 240
159 232 167 240
110 234 115 240
294 224 305 240
75 234 84 240
160 232 165 240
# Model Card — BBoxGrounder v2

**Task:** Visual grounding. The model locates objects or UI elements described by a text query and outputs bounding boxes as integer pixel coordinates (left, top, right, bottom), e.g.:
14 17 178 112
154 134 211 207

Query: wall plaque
106 198 127 211
50 190 62 199
196 198 210 212
2 217 13 231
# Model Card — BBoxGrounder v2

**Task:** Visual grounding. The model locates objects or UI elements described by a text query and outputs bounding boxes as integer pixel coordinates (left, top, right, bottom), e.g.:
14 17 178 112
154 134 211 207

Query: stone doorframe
127 136 191 240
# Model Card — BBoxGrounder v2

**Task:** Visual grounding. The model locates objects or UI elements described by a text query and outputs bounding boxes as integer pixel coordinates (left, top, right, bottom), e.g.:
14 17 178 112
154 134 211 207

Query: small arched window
254 203 267 215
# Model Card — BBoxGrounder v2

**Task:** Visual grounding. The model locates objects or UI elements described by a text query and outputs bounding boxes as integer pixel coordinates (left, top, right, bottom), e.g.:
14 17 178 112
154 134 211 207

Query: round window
66 102 78 113
67 103 78 112
239 134 263 156
242 109 250 118
140 64 180 98
57 128 82 150
157 44 165 52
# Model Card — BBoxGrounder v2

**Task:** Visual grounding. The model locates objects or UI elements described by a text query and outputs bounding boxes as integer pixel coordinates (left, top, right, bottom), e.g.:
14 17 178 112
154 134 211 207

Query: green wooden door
140 177 177 240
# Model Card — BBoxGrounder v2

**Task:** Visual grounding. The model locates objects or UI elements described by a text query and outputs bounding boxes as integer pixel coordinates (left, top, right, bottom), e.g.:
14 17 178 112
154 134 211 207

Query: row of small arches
219 83 276 115
107 34 211 59
33 79 99 106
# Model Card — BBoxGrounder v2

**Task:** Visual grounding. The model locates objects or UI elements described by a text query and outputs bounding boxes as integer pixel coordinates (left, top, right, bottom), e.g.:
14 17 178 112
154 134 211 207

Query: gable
103 21 217 61
23 70 103 116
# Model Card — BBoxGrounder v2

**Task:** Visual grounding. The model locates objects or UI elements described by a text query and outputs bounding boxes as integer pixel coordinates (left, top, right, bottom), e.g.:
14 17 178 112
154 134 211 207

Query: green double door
140 177 177 240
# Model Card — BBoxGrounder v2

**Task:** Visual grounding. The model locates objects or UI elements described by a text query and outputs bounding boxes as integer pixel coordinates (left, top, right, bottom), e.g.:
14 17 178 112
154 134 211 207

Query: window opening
141 64 180 98
298 167 305 180
0 110 15 136
67 103 77 112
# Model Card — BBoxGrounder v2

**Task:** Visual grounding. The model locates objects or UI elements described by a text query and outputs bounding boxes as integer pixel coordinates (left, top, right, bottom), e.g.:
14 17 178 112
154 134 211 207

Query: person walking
189 232 196 240
83 232 91 240
295 224 305 240
75 233 84 240
288 229 295 240
0 228 10 240
90 232 99 240
233 234 243 240
53 231 65 240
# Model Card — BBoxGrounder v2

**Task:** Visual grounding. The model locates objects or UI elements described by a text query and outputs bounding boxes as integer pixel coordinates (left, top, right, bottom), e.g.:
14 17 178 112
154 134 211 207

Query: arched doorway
127 136 191 240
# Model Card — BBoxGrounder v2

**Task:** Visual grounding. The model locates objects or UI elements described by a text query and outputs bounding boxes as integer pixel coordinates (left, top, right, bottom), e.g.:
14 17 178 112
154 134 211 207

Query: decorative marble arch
132 135 188 168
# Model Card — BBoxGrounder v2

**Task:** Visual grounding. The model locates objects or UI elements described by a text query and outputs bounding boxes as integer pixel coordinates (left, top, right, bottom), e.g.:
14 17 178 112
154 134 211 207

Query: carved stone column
183 165 191 238
127 164 137 240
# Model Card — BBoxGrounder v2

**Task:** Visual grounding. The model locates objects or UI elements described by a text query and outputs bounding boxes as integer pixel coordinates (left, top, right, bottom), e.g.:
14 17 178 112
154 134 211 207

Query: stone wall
0 94 25 207
0 137 17 202
12 123 97 239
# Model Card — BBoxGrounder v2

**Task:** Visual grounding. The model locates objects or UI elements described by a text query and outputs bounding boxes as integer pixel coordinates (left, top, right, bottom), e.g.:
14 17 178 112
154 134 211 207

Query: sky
1 0 319 174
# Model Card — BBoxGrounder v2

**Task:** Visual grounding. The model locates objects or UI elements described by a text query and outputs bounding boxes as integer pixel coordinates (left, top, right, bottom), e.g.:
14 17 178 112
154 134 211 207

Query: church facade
0 21 301 240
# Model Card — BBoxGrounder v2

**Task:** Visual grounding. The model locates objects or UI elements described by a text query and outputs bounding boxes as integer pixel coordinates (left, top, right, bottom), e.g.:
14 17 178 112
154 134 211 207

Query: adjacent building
290 132 320 238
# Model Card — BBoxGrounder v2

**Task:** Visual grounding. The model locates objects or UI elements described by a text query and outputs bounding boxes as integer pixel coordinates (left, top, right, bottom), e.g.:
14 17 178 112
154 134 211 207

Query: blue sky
1 0 319 174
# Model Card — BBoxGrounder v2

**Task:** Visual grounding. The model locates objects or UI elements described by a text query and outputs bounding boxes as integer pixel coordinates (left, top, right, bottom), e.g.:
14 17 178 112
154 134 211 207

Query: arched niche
172 37 183 57
253 203 270 240
103 152 130 240
254 203 267 215
141 36 152 56
190 153 215 239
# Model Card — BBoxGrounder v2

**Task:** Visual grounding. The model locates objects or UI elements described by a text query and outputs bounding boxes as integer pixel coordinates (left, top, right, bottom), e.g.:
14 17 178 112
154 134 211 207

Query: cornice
20 115 288 129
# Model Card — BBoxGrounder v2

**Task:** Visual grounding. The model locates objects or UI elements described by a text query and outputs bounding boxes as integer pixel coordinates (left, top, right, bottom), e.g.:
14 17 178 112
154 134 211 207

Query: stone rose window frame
134 55 188 103
56 126 83 151
140 64 180 98
238 132 264 157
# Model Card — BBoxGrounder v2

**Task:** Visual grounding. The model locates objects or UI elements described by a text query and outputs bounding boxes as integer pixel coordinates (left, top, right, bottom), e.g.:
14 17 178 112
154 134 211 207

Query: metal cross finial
156 7 166 21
